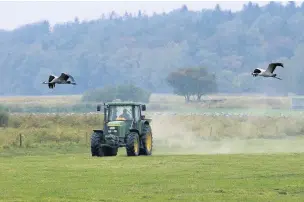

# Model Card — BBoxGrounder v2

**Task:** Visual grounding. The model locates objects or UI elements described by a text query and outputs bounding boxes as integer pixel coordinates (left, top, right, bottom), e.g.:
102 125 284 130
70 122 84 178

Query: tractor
90 101 153 157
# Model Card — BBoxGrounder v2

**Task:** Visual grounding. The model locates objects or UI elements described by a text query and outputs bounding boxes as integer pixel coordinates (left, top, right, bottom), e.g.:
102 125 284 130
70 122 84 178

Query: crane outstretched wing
266 63 284 73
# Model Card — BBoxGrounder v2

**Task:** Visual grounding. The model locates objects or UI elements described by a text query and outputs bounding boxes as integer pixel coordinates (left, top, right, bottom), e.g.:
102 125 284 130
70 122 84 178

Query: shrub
82 84 151 103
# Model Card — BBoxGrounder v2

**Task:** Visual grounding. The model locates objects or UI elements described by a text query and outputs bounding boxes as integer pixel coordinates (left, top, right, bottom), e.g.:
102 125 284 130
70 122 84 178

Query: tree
81 84 151 103
166 67 217 102
188 67 217 100
166 70 194 102
115 84 151 103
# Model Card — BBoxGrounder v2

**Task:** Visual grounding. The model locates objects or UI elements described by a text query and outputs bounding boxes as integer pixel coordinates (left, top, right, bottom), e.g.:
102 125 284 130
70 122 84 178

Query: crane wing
48 74 56 82
58 73 70 81
266 63 284 73
66 73 76 82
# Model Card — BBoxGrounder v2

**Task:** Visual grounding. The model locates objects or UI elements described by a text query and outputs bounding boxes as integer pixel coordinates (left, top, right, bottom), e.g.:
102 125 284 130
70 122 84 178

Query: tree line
0 2 304 96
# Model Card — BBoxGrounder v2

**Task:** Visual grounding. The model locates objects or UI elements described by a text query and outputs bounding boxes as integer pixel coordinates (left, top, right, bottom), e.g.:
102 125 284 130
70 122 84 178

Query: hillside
0 2 304 96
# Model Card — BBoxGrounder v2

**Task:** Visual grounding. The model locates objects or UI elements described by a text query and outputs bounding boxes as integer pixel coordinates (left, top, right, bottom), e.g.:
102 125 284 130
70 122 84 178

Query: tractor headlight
109 127 115 130
113 130 117 132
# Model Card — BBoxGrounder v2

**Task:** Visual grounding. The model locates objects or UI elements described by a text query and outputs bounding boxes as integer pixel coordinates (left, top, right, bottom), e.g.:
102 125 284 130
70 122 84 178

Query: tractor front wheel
90 132 104 157
126 132 140 156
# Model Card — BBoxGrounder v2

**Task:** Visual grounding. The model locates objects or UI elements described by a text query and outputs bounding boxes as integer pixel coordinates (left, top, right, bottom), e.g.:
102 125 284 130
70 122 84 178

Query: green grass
0 151 303 201
0 143 89 157
0 113 103 149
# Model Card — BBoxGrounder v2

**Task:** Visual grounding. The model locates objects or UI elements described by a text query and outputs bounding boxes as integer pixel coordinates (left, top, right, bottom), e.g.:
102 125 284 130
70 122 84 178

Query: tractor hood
106 120 130 138
107 121 127 127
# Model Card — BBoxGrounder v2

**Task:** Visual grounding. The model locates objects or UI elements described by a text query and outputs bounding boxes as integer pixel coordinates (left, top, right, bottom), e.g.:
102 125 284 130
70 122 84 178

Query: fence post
19 133 22 147
210 126 212 137
86 133 88 145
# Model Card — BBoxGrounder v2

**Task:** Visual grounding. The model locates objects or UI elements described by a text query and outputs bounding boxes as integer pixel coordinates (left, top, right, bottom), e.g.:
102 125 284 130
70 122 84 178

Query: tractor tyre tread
90 132 104 157
139 124 153 156
126 132 140 156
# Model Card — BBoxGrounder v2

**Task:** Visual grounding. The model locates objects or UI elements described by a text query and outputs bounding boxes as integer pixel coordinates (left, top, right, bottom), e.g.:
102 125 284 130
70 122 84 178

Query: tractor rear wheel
139 124 153 156
90 132 104 157
126 132 140 156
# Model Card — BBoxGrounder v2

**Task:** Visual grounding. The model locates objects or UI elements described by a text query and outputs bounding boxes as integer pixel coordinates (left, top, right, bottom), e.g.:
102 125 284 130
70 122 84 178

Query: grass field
1 112 304 150
0 113 102 150
1 93 304 153
1 93 304 201
0 151 304 201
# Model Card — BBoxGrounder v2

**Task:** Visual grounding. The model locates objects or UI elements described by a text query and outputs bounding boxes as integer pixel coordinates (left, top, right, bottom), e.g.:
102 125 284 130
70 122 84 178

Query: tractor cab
97 101 146 123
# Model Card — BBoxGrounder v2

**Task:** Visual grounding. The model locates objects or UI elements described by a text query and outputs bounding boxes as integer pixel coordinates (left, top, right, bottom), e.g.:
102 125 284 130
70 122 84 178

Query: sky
0 0 302 31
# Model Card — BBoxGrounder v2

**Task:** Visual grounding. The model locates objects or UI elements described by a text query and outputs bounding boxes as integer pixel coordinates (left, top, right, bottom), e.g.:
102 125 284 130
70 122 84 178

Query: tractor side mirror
141 105 146 111
97 104 101 111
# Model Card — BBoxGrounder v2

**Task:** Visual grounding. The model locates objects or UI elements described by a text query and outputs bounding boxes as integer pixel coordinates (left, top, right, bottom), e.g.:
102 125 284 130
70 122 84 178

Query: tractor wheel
139 124 153 156
102 146 118 156
90 132 104 157
126 132 140 156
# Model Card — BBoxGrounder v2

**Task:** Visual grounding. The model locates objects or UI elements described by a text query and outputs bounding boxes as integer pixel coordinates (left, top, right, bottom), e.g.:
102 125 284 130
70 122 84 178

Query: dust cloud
149 114 304 155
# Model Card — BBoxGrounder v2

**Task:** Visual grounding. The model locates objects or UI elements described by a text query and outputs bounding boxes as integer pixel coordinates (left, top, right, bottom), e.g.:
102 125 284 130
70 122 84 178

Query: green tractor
90 101 153 157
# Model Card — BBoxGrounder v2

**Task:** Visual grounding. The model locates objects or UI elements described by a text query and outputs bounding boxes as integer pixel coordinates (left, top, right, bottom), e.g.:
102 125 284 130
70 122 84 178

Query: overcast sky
0 1 301 30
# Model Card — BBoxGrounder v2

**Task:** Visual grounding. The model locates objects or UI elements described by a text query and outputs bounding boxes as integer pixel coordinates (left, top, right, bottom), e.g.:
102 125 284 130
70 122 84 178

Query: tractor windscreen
108 105 133 121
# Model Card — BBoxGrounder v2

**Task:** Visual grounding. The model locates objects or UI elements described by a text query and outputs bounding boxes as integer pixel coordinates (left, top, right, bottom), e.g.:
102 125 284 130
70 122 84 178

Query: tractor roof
105 101 144 106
